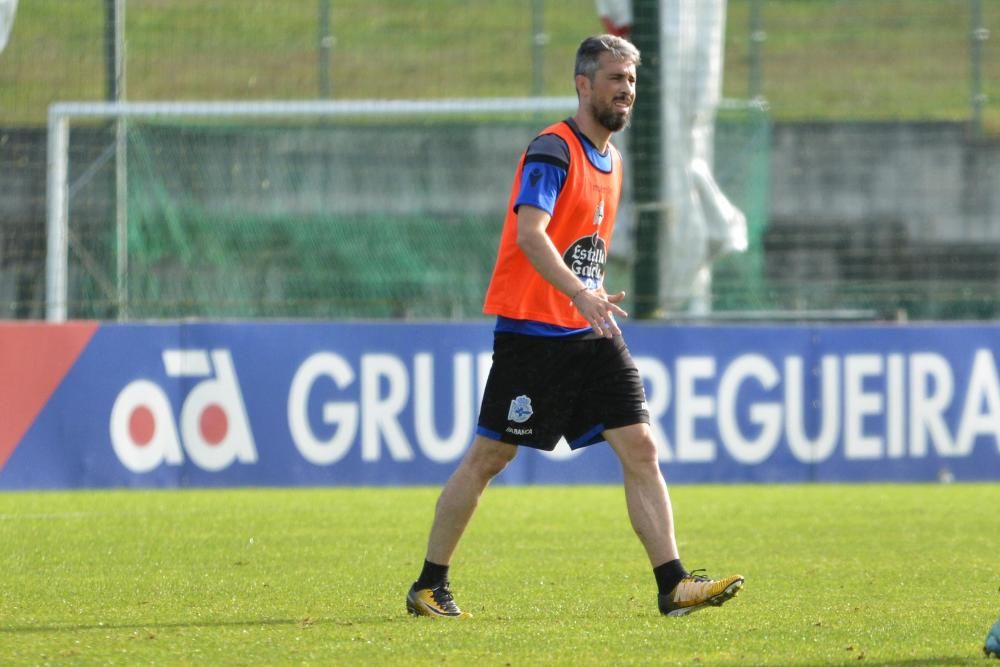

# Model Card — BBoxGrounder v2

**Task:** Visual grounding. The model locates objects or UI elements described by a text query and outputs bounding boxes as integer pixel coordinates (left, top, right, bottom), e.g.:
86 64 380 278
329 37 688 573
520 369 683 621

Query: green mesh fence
703 106 772 314
110 120 505 319
119 208 498 320
58 111 1000 322
65 113 771 320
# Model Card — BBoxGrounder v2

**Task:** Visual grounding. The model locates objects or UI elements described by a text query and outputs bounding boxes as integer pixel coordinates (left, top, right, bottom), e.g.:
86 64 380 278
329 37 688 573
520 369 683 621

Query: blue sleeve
514 162 567 216
513 133 570 216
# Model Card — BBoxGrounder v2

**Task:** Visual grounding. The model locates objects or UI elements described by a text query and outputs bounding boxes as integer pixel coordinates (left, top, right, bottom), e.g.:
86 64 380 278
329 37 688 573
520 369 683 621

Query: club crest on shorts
508 395 533 423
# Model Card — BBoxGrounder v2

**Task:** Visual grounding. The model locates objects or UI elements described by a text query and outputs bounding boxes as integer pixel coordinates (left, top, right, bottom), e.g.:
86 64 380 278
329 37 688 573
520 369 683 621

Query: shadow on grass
0 616 402 634
785 660 978 667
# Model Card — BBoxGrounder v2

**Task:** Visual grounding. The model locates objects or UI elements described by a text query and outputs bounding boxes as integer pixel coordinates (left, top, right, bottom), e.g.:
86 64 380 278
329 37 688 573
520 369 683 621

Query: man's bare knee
462 437 517 481
606 425 661 475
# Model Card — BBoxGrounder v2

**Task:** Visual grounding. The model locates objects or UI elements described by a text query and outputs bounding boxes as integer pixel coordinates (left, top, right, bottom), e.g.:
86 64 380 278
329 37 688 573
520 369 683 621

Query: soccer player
406 34 744 619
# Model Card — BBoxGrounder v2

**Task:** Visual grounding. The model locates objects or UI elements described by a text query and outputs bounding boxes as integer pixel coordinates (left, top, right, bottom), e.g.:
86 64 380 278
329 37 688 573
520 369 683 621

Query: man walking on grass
406 34 744 619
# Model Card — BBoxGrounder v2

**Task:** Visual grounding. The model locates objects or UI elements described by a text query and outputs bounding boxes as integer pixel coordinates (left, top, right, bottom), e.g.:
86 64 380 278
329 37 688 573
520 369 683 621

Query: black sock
653 559 688 596
415 559 449 589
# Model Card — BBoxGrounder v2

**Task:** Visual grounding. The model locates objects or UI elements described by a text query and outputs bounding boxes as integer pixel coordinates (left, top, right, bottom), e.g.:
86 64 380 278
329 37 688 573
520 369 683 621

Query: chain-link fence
1 1 997 320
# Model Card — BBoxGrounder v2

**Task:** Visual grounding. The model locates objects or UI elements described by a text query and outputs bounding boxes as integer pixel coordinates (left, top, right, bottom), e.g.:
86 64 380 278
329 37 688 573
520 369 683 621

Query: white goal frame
45 97 581 322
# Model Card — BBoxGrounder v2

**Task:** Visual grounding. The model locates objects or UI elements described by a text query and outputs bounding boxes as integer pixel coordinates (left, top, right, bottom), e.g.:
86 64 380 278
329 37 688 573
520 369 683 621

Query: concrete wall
762 122 1000 319
770 122 1000 243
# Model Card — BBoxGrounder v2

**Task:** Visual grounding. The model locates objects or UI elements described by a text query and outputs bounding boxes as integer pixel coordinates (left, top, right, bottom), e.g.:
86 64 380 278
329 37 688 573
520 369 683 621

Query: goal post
45 107 70 322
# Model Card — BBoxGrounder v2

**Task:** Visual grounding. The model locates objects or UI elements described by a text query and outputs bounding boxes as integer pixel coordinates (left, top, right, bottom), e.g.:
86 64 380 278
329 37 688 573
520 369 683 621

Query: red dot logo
199 404 229 445
128 406 155 447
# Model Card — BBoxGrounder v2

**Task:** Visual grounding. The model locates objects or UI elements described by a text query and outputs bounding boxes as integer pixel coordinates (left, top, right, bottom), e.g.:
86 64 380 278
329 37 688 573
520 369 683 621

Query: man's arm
515 204 627 338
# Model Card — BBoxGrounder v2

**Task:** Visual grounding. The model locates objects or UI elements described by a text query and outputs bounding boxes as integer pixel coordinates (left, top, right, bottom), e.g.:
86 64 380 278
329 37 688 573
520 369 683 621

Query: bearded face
584 54 636 133
592 95 632 132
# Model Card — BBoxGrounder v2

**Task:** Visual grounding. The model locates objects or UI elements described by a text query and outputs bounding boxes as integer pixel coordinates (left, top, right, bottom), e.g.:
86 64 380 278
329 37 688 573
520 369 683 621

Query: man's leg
604 423 744 616
604 423 679 565
425 435 517 564
406 435 517 618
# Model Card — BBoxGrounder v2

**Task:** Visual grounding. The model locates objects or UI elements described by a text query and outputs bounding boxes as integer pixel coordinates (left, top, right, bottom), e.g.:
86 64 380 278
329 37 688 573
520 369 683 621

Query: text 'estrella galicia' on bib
563 235 607 290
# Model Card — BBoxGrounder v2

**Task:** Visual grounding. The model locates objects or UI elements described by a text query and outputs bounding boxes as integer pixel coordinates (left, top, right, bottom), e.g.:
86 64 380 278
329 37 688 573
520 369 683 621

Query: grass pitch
1 483 997 666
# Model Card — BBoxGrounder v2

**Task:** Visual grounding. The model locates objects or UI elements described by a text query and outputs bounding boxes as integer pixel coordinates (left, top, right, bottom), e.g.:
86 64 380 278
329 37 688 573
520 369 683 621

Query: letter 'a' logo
508 395 533 423
110 349 257 473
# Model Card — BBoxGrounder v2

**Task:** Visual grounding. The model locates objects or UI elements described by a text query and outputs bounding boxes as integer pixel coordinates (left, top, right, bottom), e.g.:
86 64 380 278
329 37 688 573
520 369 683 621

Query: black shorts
476 332 649 451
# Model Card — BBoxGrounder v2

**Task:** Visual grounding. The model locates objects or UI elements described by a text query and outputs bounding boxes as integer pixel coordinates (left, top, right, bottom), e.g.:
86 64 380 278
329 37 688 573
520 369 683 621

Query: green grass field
1 0 998 129
1 484 998 665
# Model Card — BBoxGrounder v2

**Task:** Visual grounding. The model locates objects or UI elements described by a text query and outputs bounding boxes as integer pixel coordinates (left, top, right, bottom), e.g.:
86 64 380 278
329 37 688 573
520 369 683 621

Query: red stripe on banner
0 322 99 472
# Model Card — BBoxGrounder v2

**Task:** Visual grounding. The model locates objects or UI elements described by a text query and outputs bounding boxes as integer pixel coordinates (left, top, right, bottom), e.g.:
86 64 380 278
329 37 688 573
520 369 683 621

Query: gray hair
574 34 641 81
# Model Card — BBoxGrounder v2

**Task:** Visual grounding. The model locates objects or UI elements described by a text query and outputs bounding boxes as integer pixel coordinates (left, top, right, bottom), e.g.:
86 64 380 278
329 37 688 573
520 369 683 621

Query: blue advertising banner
1 321 998 489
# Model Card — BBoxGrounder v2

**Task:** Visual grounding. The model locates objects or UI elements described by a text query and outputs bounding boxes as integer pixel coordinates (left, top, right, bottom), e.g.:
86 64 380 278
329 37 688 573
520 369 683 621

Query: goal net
46 98 770 321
